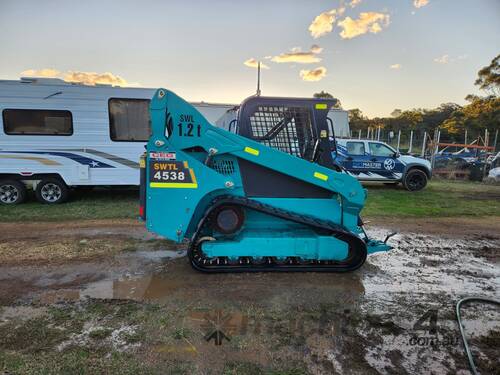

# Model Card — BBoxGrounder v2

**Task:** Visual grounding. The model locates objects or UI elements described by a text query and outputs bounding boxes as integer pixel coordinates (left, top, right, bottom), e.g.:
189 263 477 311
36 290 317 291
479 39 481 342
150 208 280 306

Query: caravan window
2 109 73 135
109 99 150 142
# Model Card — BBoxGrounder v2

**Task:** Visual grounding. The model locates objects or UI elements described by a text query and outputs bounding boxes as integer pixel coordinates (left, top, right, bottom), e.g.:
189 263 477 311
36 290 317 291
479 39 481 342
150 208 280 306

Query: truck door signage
383 159 396 170
353 161 382 169
149 160 198 188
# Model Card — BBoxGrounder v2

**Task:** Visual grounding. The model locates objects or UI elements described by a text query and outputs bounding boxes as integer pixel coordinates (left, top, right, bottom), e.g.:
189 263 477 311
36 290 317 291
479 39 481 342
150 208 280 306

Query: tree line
315 54 499 143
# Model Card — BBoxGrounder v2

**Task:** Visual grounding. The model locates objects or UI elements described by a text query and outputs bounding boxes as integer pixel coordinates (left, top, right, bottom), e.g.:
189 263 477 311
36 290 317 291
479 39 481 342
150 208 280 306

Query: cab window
369 142 395 157
346 142 365 156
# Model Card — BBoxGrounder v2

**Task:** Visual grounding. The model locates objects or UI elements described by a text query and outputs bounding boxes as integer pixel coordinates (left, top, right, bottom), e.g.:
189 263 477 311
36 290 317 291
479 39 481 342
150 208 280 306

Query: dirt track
0 218 499 374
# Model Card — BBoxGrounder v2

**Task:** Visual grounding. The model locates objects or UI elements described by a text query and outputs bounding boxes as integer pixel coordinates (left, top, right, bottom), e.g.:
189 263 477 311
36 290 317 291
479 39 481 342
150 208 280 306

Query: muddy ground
0 218 499 375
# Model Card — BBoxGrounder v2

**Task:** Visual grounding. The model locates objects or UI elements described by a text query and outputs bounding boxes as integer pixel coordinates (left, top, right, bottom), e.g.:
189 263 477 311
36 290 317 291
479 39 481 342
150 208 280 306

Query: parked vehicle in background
333 139 432 191
0 78 234 204
486 152 500 183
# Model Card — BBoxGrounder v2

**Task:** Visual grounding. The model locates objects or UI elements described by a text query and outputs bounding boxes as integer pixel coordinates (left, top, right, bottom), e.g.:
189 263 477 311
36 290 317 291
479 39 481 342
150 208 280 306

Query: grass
0 301 311 375
363 179 500 218
0 180 498 222
0 188 139 222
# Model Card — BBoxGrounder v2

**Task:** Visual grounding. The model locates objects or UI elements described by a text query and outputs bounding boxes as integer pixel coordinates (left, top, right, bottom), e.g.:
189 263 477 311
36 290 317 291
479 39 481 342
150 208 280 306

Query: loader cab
234 96 339 170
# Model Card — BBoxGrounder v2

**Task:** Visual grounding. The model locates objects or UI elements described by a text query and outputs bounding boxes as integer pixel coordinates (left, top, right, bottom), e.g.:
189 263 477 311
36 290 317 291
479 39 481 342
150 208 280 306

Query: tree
347 108 370 131
442 96 500 134
390 109 402 118
313 91 342 108
474 54 499 96
313 90 334 99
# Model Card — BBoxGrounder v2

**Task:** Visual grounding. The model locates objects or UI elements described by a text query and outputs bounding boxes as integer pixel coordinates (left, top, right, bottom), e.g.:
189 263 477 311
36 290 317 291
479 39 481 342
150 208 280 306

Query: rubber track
188 195 367 273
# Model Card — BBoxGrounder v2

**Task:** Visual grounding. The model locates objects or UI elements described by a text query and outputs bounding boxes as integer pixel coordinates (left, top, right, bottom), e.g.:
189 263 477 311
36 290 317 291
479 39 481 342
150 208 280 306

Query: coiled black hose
456 297 500 375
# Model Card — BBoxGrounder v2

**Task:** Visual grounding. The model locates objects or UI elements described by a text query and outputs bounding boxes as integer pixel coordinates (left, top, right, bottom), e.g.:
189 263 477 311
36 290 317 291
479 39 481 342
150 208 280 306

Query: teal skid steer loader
140 89 392 272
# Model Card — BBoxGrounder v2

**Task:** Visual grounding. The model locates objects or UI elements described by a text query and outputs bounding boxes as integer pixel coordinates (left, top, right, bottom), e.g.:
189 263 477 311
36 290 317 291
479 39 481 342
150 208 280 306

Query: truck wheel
35 178 69 204
403 169 427 191
0 180 27 205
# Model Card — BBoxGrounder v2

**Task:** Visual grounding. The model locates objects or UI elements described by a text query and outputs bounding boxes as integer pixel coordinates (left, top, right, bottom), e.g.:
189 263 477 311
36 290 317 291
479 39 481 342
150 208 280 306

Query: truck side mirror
394 152 400 158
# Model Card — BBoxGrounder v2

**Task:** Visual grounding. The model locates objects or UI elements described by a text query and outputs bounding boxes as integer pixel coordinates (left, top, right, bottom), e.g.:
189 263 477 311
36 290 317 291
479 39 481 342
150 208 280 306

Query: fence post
421 131 427 157
408 130 413 154
396 130 401 151
464 129 467 145
358 129 362 139
430 129 440 169
494 129 498 152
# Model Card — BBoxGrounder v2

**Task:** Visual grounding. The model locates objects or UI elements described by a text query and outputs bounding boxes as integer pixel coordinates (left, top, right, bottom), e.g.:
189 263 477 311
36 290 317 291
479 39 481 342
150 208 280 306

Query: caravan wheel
0 180 27 205
35 178 69 204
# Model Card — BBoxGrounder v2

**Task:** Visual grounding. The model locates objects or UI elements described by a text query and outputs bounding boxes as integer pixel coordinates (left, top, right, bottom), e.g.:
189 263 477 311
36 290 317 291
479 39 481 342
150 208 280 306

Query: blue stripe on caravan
0 151 115 168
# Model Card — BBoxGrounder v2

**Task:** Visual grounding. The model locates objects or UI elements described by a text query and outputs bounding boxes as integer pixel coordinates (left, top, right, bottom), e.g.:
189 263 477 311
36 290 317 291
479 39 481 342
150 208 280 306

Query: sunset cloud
21 68 60 78
434 54 449 64
310 44 323 54
337 12 390 39
413 0 429 8
20 68 134 86
308 7 345 38
64 71 129 86
300 67 327 82
349 0 362 8
271 46 323 64
390 63 401 69
243 58 270 69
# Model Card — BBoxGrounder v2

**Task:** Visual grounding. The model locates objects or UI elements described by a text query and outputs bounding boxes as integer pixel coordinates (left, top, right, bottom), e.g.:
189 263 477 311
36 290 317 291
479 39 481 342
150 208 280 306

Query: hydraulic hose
455 297 500 375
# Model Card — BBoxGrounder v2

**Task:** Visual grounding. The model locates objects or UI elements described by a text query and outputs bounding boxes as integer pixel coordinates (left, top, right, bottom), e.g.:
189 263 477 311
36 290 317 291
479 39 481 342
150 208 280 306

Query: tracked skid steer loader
140 89 392 272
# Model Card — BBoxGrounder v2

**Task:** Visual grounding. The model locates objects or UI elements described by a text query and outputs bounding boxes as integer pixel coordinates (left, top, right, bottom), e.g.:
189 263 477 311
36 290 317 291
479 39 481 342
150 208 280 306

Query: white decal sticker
150 152 176 161
384 159 396 170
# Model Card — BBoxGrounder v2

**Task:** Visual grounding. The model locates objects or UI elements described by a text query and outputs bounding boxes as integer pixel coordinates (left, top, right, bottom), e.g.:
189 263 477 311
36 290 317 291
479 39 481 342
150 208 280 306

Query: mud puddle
1 228 497 307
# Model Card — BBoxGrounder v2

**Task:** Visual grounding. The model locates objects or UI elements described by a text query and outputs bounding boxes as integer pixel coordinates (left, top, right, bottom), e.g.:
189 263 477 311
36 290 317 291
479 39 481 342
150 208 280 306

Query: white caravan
0 78 235 204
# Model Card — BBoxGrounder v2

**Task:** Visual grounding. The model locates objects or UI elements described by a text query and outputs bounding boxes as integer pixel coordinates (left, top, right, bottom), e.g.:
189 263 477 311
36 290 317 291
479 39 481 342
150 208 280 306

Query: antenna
256 61 261 96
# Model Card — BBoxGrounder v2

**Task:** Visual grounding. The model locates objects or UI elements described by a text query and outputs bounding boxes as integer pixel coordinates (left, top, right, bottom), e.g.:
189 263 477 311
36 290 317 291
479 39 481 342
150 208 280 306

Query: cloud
310 44 323 54
300 67 327 82
20 68 134 86
243 58 270 69
434 54 449 64
308 7 345 38
21 68 60 78
271 46 323 64
64 71 129 86
349 0 362 8
337 12 390 39
413 0 429 8
390 63 401 69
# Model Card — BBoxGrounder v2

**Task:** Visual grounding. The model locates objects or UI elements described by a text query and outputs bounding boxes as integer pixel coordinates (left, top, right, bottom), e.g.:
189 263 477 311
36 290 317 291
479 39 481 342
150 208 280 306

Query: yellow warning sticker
244 146 260 156
314 171 329 181
315 103 328 110
149 161 198 188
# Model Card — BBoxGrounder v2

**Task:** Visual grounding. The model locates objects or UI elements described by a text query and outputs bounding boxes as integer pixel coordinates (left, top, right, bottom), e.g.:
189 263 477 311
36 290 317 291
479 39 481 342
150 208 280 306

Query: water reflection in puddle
40 274 184 303
34 231 499 306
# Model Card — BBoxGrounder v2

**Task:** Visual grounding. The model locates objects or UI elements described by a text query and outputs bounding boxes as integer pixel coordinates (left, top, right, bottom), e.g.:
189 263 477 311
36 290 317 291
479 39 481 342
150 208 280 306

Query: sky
0 0 499 117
